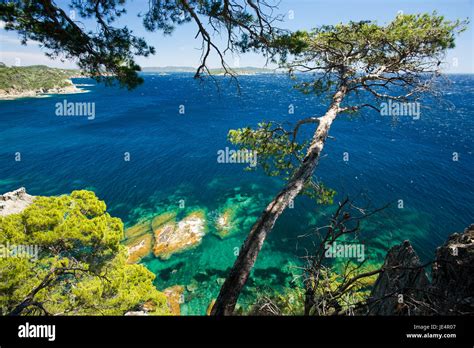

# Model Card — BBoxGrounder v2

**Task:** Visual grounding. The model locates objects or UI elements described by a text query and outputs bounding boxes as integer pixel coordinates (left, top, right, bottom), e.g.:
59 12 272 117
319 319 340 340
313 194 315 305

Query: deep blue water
0 73 472 313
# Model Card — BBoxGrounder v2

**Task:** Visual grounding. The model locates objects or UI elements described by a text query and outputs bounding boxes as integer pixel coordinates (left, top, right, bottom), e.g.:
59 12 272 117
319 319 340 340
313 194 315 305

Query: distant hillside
141 66 274 75
208 66 274 75
0 64 82 99
141 66 196 73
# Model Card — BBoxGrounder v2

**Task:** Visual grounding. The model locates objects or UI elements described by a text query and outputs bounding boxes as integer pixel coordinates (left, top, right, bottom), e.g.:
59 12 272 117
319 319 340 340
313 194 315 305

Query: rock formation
214 210 233 238
125 210 207 261
124 220 154 263
125 233 153 264
153 211 206 259
367 241 430 315
0 187 35 216
368 225 474 315
163 285 184 315
431 224 474 315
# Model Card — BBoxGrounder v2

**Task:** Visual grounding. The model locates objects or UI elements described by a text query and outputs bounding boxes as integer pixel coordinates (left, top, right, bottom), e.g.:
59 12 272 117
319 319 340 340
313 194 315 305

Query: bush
0 190 170 315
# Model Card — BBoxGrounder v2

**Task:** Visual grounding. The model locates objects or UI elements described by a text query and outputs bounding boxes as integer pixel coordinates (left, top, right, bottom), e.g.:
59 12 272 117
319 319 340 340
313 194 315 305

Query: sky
1 0 473 73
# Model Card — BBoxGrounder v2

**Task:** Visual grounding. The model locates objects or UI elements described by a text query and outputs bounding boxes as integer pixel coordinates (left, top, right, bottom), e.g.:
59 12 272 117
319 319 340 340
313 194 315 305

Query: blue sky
1 0 473 72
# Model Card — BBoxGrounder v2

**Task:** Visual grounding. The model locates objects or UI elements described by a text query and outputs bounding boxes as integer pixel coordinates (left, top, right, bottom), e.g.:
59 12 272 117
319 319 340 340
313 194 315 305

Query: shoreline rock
431 224 474 314
367 240 430 315
0 80 86 100
0 187 35 216
368 224 474 315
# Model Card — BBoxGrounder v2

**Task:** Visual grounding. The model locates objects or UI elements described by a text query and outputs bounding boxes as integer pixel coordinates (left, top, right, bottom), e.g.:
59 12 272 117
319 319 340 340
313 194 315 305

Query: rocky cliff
0 65 84 100
431 224 474 315
368 225 474 315
0 187 35 216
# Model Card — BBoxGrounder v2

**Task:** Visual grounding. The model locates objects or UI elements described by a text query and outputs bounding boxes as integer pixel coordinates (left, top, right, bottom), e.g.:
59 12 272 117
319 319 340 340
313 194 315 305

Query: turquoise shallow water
0 73 472 314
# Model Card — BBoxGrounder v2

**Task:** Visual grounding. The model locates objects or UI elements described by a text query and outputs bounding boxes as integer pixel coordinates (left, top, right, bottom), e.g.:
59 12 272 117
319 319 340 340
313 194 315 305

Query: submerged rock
211 193 261 239
151 212 176 232
214 210 233 238
124 219 154 264
153 211 206 259
124 209 207 261
0 187 35 216
186 281 198 293
163 285 184 315
124 233 153 264
124 220 152 240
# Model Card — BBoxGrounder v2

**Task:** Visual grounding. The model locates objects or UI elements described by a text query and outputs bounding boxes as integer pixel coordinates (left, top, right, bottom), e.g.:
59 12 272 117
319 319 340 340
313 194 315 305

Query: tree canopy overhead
281 13 466 102
0 0 281 89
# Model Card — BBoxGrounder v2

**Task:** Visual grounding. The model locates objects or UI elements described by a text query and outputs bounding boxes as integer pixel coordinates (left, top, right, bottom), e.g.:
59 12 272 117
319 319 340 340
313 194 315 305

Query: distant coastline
0 83 87 100
0 64 86 100
0 64 283 101
141 66 278 75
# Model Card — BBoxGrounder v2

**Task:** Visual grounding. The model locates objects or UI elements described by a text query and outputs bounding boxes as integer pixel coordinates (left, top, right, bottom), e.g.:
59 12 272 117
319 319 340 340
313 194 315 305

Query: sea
0 73 472 314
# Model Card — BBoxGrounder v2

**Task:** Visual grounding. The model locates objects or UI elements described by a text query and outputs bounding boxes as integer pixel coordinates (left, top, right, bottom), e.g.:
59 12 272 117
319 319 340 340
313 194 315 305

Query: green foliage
228 122 307 178
0 65 78 92
268 287 306 315
0 1 152 89
0 190 169 316
229 13 466 211
256 262 378 316
302 181 336 205
312 263 378 315
287 13 466 67
278 13 467 96
0 0 276 88
228 122 337 203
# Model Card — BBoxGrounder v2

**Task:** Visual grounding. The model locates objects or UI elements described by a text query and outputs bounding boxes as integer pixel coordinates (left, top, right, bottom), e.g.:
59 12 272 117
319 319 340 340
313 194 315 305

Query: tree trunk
211 86 347 315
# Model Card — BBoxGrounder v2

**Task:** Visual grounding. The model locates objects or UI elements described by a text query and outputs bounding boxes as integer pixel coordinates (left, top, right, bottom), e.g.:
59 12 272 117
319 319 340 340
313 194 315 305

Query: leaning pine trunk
211 85 348 315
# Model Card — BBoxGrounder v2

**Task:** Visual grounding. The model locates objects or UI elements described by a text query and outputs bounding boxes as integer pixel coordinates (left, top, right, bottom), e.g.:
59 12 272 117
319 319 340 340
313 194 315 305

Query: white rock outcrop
0 187 35 216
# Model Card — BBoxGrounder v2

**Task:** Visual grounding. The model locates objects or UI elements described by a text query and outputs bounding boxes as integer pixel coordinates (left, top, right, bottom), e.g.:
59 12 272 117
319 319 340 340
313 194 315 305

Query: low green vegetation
0 190 170 315
0 64 78 93
251 262 378 316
